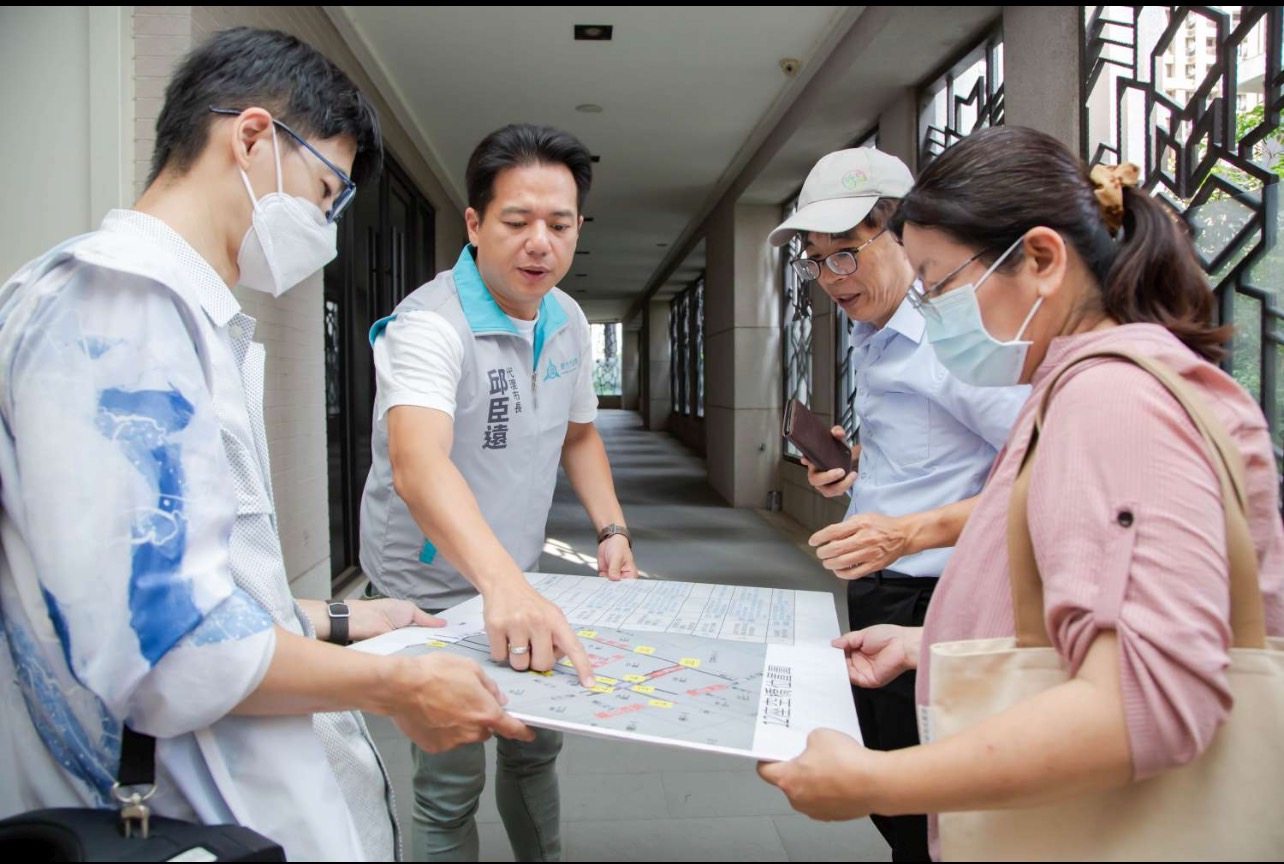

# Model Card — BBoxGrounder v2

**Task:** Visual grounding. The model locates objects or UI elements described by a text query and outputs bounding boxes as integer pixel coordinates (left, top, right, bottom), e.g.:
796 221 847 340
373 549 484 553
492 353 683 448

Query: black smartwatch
325 600 350 645
596 523 632 548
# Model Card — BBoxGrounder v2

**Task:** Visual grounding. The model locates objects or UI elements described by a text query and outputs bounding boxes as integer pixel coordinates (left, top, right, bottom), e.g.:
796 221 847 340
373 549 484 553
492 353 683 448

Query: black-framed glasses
905 247 991 320
210 106 356 223
788 228 887 282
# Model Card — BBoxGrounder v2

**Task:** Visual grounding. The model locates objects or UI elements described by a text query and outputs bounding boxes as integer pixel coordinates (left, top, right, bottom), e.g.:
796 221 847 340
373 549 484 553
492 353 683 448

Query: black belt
871 569 940 588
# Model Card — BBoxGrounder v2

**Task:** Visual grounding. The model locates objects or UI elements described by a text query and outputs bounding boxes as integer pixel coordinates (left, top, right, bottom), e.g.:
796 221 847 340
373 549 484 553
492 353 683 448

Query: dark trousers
846 571 938 863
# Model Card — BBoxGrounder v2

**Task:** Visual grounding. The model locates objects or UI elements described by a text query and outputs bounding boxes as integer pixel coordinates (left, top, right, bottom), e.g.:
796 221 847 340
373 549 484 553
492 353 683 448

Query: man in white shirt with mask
0 27 527 861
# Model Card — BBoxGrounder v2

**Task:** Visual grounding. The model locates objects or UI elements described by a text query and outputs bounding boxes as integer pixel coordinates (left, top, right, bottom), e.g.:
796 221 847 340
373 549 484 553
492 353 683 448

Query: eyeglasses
210 106 357 223
788 228 886 282
905 247 992 320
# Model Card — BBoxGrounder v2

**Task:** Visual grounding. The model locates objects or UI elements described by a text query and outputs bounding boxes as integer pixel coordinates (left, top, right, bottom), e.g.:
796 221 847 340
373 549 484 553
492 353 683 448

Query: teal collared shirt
370 246 568 366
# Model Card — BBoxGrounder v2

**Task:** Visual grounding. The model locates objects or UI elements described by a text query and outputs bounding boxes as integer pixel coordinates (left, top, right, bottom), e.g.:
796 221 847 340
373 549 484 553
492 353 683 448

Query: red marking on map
686 683 729 697
595 703 646 720
650 664 684 679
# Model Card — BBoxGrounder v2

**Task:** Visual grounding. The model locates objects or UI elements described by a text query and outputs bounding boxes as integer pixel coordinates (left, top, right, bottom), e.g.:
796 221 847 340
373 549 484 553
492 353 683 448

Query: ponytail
1103 187 1228 362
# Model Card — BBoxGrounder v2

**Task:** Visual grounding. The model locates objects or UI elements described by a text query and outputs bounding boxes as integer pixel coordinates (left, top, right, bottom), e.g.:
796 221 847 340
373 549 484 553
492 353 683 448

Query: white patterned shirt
0 210 397 860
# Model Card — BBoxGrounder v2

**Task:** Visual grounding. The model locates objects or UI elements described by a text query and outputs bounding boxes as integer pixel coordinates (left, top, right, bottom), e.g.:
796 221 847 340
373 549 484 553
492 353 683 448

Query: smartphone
782 399 853 474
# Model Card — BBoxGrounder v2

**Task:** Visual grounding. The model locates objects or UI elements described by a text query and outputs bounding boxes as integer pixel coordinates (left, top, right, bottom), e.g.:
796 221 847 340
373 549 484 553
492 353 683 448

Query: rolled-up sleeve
1026 361 1232 779
5 269 274 736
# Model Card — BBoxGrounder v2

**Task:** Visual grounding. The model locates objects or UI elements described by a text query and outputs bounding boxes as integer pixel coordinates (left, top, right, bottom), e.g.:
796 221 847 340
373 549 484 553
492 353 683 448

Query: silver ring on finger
508 644 530 656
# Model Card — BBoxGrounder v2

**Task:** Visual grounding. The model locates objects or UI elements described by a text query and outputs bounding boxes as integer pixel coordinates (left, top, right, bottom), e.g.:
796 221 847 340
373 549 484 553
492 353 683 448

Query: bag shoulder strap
1007 348 1265 649
118 726 156 788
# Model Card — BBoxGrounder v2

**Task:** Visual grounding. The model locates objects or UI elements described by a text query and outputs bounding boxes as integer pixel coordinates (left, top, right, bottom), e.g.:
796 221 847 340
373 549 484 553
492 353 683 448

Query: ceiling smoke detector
574 25 613 41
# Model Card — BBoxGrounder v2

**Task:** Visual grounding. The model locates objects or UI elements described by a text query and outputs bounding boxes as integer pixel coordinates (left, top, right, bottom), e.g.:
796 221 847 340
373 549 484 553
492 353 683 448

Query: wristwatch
325 600 350 645
596 523 632 549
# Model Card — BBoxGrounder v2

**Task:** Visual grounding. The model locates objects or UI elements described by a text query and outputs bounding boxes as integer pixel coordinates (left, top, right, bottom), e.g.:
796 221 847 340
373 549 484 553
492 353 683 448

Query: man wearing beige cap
767 148 1026 861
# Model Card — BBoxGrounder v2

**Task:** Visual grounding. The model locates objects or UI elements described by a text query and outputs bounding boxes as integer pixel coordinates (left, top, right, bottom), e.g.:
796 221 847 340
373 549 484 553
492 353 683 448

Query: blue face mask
922 236 1043 388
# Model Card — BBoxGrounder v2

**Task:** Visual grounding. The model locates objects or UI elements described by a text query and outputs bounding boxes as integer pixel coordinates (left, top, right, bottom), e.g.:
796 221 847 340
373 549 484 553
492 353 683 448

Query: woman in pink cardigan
759 126 1283 857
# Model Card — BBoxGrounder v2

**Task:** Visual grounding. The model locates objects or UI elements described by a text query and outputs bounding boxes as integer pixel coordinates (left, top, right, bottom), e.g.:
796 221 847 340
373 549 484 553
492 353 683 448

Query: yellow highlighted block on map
630 685 656 694
559 658 574 667
634 646 656 655
532 670 553 677
648 699 674 709
623 674 647 683
426 640 448 648
588 685 615 694
577 630 597 638
679 658 701 668
596 676 618 685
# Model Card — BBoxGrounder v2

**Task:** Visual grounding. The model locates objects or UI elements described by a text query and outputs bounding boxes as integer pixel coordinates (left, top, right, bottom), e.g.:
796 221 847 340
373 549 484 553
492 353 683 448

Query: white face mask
923 236 1043 388
236 124 338 297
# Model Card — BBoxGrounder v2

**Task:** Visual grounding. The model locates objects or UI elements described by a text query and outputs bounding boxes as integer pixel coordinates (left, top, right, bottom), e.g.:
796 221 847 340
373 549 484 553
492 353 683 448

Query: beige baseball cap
769 147 913 247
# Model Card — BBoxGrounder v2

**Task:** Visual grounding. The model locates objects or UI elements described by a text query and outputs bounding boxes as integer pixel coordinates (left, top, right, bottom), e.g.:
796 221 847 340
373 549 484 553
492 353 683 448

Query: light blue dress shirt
846 293 1029 577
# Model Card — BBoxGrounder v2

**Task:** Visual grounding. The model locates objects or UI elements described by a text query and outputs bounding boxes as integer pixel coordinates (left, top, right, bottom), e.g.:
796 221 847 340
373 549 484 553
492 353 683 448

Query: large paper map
354 574 861 760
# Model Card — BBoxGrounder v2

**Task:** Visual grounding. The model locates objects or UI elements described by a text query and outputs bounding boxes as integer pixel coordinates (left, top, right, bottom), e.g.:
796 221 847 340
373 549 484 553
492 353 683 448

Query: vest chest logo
542 353 580 382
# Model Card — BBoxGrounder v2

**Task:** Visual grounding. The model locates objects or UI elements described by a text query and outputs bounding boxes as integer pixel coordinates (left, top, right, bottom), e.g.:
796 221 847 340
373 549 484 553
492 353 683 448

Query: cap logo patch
841 169 868 191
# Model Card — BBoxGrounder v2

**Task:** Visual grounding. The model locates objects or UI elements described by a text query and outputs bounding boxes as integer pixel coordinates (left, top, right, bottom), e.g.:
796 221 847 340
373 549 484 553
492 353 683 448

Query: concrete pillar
877 87 920 175
2 6 134 277
645 300 671 431
704 202 783 509
621 329 641 411
1003 6 1082 153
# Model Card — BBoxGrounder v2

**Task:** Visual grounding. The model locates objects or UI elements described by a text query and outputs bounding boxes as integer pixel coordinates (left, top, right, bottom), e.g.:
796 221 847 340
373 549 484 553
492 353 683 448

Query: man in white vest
360 123 637 862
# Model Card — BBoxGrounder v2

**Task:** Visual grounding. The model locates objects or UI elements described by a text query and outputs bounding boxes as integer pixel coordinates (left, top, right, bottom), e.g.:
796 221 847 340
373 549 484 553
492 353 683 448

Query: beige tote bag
926 349 1284 861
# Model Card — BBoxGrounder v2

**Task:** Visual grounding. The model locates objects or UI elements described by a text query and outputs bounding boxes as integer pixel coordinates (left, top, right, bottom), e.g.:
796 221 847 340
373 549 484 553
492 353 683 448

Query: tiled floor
364 411 888 862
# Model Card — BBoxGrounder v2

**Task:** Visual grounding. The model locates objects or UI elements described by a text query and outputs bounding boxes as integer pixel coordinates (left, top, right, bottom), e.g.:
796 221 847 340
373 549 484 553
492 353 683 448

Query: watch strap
326 599 350 645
